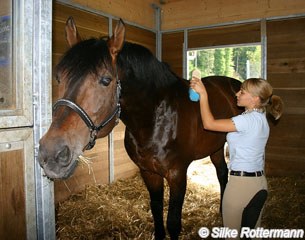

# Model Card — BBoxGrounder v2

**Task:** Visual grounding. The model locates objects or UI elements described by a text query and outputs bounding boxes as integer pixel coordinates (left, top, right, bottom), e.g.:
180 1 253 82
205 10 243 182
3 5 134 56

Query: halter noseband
53 78 121 150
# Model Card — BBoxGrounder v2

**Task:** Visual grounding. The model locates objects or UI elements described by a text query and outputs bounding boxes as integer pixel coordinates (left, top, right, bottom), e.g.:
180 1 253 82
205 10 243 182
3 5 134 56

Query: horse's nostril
38 154 47 166
56 146 71 166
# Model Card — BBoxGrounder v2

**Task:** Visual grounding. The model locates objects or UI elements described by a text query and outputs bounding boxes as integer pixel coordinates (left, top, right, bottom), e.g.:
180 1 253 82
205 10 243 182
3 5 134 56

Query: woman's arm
190 77 237 132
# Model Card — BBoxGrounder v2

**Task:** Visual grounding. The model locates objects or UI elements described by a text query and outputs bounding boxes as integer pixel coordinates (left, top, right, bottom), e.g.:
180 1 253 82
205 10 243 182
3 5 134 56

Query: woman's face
236 88 259 109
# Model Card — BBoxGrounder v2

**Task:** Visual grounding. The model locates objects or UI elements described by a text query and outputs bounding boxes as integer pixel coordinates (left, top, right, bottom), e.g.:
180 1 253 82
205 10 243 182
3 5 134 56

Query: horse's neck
119 76 186 135
120 91 156 126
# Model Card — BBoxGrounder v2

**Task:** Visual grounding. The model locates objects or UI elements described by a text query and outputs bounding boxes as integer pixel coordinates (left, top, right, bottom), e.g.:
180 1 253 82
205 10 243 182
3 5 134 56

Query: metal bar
152 4 162 61
261 19 267 79
162 18 262 33
108 131 115 183
33 0 55 239
108 17 115 183
161 13 305 34
187 42 262 51
183 29 188 79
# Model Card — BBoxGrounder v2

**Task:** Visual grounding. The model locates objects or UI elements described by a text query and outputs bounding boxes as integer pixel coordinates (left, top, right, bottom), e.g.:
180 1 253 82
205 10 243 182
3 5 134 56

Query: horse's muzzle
38 140 78 179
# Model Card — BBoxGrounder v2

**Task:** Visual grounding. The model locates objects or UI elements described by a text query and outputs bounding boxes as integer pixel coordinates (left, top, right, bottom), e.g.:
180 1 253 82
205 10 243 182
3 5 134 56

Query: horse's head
38 17 125 179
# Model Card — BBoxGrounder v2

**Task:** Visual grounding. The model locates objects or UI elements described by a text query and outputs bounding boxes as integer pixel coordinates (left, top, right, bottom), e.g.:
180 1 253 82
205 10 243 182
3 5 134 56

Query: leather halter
53 78 121 150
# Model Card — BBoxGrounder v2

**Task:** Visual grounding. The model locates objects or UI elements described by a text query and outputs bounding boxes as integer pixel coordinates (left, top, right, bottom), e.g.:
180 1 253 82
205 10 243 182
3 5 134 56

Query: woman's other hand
190 77 208 99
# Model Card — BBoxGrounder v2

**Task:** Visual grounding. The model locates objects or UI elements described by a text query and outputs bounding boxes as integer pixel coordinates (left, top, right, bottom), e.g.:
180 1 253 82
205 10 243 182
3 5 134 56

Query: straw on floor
56 158 305 240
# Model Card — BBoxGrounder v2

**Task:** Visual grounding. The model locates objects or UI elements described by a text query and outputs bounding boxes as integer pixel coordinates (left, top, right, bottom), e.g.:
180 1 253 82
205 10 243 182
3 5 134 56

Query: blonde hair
241 78 284 120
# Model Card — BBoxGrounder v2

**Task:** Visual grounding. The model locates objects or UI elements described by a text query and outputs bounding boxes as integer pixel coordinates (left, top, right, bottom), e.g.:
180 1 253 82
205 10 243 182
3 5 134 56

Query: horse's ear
108 19 125 59
65 16 82 47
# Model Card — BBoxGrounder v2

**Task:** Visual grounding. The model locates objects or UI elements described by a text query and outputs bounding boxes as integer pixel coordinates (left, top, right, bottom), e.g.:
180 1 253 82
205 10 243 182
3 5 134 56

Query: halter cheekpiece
53 77 121 150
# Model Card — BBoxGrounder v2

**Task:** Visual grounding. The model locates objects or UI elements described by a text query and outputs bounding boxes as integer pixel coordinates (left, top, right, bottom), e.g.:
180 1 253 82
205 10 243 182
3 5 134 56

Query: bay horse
38 17 242 240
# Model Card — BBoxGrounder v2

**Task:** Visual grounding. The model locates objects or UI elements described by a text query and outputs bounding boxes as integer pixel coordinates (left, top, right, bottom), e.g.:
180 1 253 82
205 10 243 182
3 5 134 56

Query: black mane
117 42 179 91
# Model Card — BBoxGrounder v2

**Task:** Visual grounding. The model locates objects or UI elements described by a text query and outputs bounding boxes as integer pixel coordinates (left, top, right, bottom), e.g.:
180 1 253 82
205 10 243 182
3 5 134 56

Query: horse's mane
117 42 179 91
56 38 179 92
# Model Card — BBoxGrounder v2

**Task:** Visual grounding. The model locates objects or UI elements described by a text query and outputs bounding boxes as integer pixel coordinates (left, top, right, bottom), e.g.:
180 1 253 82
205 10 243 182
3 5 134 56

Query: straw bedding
56 159 305 239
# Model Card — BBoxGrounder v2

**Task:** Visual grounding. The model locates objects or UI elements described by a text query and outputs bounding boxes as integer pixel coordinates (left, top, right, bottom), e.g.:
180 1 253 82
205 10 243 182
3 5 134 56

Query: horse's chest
124 100 179 173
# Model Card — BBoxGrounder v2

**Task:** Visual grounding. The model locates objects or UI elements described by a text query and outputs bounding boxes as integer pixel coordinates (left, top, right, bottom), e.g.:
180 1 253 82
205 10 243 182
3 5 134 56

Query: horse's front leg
140 170 166 240
166 167 187 240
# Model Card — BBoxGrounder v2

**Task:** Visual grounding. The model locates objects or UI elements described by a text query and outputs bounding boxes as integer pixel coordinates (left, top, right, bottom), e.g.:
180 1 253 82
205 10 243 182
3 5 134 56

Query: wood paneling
0 1 10 15
71 0 157 30
114 20 156 55
64 0 305 31
266 17 305 176
162 31 184 77
0 150 26 240
188 23 261 48
113 122 138 180
161 0 305 30
266 114 305 176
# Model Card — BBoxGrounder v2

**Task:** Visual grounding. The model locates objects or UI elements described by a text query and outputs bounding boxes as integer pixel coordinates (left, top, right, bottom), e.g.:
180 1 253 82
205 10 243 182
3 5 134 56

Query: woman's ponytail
242 78 284 120
267 94 284 120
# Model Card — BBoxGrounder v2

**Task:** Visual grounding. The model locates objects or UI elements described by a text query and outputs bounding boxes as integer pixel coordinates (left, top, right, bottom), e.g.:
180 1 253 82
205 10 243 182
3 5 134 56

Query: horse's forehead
57 53 111 82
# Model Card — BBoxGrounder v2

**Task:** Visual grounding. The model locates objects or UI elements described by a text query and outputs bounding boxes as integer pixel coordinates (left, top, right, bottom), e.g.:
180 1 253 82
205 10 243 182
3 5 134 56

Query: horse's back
203 75 241 96
202 76 242 118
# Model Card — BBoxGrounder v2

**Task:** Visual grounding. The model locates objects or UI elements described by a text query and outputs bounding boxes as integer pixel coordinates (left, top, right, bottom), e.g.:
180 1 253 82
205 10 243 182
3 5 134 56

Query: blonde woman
190 77 283 239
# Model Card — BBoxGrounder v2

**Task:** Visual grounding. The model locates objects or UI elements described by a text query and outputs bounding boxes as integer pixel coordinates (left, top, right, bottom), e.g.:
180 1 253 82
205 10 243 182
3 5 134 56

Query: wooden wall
265 17 305 176
69 0 158 30
66 0 305 31
0 150 26 239
162 32 184 77
53 2 155 203
188 23 261 48
160 0 305 30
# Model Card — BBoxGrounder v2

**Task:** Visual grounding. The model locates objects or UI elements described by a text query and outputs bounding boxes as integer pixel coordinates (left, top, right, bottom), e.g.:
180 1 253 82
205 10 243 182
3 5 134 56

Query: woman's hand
190 77 208 99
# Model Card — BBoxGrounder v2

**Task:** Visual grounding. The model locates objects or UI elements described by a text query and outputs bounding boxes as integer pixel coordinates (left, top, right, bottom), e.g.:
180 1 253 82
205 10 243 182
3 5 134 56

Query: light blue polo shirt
226 111 269 172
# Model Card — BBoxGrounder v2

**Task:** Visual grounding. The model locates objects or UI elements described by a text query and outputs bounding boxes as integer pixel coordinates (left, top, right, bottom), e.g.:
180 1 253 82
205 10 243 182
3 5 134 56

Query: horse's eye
99 76 112 86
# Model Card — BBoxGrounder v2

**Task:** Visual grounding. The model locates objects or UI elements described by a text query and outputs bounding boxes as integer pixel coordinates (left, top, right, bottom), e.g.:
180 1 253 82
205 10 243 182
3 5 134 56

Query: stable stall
0 0 305 239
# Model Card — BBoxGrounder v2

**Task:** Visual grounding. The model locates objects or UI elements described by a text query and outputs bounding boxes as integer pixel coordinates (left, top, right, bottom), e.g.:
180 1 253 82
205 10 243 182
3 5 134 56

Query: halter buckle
85 129 97 150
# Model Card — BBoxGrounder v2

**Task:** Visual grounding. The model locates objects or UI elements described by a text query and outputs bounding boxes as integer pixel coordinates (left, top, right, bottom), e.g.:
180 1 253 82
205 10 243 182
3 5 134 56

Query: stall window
187 44 261 81
187 22 261 81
